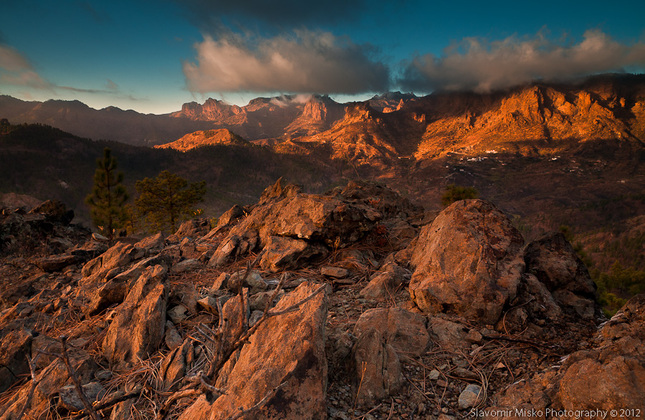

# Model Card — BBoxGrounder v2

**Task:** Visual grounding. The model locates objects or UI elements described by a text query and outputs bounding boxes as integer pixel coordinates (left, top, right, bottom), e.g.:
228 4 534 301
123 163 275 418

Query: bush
441 184 479 207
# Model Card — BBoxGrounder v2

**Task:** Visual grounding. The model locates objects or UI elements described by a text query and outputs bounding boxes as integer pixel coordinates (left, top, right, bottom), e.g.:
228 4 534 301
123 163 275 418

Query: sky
1 0 644 114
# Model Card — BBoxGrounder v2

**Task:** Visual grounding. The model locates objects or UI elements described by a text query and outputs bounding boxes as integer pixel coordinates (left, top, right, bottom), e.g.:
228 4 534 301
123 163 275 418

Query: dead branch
156 388 200 420
60 335 103 420
16 355 38 420
227 380 288 420
70 388 142 420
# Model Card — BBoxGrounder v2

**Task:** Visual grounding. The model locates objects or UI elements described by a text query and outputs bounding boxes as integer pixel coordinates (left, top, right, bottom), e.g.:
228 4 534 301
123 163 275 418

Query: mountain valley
1 73 645 419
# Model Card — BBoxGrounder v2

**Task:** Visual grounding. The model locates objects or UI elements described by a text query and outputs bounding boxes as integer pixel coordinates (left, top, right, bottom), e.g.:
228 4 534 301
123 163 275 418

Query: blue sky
1 0 644 114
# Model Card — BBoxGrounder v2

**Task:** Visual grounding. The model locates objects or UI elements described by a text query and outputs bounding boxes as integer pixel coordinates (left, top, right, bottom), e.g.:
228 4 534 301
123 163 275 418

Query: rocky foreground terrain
1 180 644 419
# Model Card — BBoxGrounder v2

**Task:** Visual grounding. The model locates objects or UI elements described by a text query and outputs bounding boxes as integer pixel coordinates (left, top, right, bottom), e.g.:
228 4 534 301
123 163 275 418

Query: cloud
174 0 366 32
183 31 389 94
0 44 52 89
106 79 119 91
398 30 645 93
0 45 142 104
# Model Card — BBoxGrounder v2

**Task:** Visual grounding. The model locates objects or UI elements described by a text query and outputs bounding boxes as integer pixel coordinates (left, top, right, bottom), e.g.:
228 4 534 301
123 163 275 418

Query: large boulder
102 264 168 365
409 199 525 324
179 281 328 420
352 308 429 406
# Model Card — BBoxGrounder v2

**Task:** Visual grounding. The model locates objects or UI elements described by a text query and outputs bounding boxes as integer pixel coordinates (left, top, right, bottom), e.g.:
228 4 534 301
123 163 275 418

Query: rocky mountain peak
174 98 242 122
154 128 248 152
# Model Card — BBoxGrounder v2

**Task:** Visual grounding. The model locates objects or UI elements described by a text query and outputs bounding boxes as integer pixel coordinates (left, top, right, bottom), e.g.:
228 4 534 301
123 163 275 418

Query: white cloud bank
183 31 390 94
398 30 645 92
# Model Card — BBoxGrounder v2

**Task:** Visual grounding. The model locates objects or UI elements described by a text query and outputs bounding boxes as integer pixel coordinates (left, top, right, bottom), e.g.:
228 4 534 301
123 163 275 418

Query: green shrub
441 184 479 207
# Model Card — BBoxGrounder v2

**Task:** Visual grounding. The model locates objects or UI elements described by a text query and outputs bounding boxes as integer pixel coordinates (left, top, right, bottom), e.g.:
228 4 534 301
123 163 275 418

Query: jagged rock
160 340 194 391
519 273 563 322
86 254 166 315
169 218 211 242
210 272 230 294
524 232 598 319
328 180 423 220
70 239 108 259
179 281 327 420
81 241 141 280
208 234 241 267
168 282 200 315
171 258 202 274
168 304 189 324
219 293 248 345
135 232 165 255
59 381 107 411
29 199 74 225
35 253 81 272
257 177 301 205
353 308 429 406
0 351 96 418
102 265 168 365
209 180 380 269
197 295 219 314
227 269 268 294
360 262 410 299
216 204 245 228
487 294 645 416
321 266 349 278
259 235 327 272
0 328 33 393
249 290 284 312
164 320 183 350
409 199 525 325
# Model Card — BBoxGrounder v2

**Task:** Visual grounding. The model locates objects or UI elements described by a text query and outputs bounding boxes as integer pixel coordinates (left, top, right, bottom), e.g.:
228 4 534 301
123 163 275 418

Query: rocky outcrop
102 265 168 365
0 200 89 257
0 328 33 393
487 294 645 417
180 282 328 420
207 179 412 272
155 129 248 152
0 179 640 420
524 232 598 320
409 199 525 324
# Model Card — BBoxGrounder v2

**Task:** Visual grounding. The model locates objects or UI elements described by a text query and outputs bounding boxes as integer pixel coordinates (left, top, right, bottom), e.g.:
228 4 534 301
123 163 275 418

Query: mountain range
1 73 644 276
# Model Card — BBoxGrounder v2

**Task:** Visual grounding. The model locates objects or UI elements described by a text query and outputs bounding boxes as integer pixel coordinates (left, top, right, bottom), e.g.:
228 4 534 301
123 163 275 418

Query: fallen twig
16 355 38 420
156 389 200 420
71 388 142 420
228 380 288 420
60 335 103 420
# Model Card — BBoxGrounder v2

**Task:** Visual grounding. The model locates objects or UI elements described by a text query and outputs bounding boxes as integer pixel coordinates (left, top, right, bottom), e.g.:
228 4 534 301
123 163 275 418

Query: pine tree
85 148 129 240
135 170 206 233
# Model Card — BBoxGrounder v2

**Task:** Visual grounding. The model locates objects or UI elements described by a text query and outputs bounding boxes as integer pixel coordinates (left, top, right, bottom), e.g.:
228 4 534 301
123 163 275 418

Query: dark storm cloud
398 30 645 93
